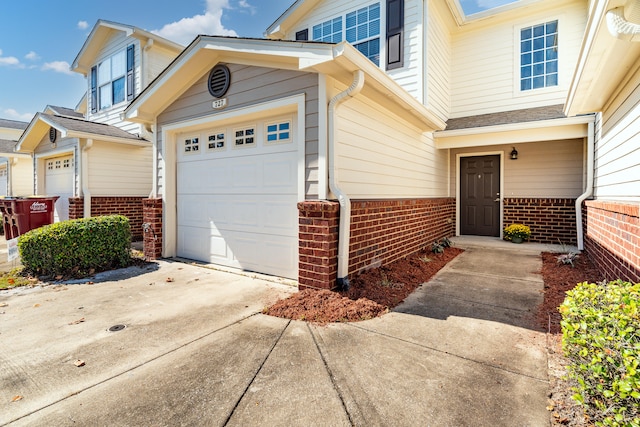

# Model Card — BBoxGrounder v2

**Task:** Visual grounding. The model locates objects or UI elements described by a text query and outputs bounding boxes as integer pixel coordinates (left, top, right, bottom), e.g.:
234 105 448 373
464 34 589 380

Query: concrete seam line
3 312 263 426
308 323 356 427
222 319 291 427
347 324 548 383
418 291 539 314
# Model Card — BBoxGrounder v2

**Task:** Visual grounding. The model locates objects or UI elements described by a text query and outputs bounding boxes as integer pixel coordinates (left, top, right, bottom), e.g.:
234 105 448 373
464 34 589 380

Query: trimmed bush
560 280 640 427
18 215 132 276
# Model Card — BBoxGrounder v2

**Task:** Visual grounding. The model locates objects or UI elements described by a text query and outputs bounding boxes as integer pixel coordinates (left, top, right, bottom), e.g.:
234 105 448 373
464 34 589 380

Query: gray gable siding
157 63 320 198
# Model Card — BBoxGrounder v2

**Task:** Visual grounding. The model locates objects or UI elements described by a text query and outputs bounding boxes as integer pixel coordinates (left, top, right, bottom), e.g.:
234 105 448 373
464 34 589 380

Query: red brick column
142 198 163 260
583 200 639 282
68 198 84 219
298 201 339 291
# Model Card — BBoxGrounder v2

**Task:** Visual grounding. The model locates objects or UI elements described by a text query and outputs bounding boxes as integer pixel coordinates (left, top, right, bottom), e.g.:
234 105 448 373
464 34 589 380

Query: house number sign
212 98 227 110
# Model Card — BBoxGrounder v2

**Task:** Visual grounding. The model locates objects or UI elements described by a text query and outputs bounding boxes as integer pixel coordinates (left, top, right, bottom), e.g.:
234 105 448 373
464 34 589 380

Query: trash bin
0 196 59 239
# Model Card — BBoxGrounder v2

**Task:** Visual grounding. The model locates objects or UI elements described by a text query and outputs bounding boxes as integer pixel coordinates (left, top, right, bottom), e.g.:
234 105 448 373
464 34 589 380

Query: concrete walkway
0 237 558 426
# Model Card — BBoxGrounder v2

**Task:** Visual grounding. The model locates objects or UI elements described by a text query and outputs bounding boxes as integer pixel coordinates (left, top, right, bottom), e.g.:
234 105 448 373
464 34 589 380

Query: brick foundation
348 198 455 276
298 198 456 290
69 197 145 240
503 198 577 244
583 200 640 283
142 198 163 260
297 201 339 291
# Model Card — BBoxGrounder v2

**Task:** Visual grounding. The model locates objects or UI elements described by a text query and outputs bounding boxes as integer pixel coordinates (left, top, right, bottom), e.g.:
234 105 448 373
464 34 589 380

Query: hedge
560 280 640 427
18 215 132 277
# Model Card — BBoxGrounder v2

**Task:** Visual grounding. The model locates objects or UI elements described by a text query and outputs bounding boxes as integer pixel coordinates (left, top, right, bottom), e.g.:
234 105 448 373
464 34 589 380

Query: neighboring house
0 119 32 197
16 21 183 239
122 0 603 289
564 0 640 282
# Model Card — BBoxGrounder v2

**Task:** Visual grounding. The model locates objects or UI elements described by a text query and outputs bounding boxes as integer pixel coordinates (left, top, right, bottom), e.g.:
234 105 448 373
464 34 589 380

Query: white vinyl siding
450 0 587 118
425 0 451 121
335 93 448 198
449 139 585 198
86 141 152 196
9 157 34 197
594 77 640 202
156 64 319 199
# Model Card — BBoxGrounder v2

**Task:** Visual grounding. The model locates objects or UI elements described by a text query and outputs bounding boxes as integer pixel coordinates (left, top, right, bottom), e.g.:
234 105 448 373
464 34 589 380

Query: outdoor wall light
510 147 518 160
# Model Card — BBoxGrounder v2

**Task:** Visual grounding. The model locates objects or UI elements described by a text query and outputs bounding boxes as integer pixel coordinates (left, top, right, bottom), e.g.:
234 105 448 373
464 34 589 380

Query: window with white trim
207 132 226 151
91 44 135 113
520 20 558 91
312 2 381 66
266 121 291 144
234 127 255 146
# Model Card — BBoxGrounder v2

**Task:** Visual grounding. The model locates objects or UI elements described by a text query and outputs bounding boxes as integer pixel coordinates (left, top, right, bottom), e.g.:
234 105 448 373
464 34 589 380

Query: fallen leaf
74 360 85 367
33 303 41 308
546 405 554 411
11 395 23 402
166 277 174 283
0 303 8 308
7 278 14 284
86 281 94 285
68 317 85 325
55 275 63 280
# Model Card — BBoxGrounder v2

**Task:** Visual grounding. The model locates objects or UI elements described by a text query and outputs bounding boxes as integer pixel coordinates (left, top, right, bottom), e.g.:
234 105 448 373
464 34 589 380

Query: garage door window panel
266 120 291 144
183 137 200 154
207 132 226 151
234 126 256 147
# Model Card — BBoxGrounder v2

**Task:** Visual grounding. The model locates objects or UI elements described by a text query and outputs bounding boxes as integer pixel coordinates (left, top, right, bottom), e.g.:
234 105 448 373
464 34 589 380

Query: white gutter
576 121 595 251
328 70 365 290
606 6 640 42
81 139 93 218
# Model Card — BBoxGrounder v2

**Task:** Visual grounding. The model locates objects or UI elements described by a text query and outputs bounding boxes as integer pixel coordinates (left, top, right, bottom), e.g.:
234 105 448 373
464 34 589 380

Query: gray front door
460 155 500 236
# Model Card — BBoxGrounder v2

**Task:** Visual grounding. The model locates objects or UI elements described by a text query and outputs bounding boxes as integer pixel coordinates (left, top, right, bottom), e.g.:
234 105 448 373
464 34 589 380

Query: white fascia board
67 132 151 147
434 115 595 149
265 0 320 38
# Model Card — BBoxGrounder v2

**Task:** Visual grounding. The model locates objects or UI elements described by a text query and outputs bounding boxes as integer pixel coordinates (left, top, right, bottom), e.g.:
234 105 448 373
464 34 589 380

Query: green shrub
560 280 640 427
18 215 132 277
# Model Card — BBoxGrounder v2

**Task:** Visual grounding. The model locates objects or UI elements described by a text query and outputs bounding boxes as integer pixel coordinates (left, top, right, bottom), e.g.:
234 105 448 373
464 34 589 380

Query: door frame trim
455 151 505 238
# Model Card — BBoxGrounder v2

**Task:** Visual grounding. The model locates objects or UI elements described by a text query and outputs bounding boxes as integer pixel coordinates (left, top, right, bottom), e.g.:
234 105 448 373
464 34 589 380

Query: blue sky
0 0 516 123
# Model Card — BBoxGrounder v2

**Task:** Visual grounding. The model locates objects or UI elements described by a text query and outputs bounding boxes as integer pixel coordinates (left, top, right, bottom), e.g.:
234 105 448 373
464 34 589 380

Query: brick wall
583 200 639 283
142 198 163 260
297 198 455 291
298 201 339 291
348 198 456 276
503 198 576 245
69 197 145 240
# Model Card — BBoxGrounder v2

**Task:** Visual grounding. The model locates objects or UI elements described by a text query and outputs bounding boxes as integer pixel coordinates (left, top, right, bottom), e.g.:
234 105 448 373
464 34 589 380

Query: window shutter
386 0 404 70
295 29 309 41
126 44 135 101
90 66 98 113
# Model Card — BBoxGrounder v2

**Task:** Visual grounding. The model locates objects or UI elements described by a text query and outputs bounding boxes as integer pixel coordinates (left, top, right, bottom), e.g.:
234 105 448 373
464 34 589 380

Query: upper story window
520 20 558 91
312 3 381 66
90 44 135 113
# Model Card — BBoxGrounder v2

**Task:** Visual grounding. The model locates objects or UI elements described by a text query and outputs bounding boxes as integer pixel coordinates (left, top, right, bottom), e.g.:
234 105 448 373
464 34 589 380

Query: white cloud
152 0 237 46
42 61 74 75
237 0 256 15
25 51 39 61
78 20 89 30
2 108 33 122
0 49 21 67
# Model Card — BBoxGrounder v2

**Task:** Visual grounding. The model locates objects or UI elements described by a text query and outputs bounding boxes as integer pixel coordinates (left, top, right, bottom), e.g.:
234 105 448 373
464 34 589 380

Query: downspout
575 121 594 251
9 157 18 196
328 70 365 290
606 7 640 42
81 139 93 218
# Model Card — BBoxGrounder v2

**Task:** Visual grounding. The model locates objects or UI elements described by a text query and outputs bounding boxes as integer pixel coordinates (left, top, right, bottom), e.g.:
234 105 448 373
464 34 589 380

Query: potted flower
503 223 531 243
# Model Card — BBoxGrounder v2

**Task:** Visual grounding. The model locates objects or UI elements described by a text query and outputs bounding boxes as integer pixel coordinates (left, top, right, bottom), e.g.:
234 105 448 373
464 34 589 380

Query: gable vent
49 127 57 143
208 64 231 98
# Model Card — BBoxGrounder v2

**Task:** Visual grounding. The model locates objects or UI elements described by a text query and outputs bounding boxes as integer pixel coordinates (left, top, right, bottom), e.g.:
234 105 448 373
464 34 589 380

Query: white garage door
45 155 74 222
0 166 7 197
176 115 299 279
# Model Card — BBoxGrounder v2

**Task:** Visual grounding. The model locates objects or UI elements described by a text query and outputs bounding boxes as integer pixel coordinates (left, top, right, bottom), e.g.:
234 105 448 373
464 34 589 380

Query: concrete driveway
1 238 554 426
